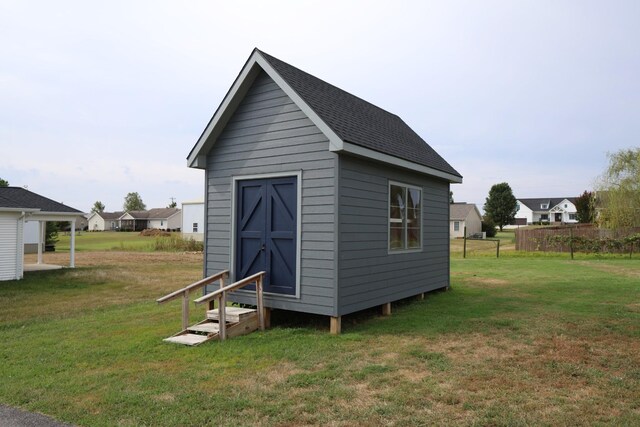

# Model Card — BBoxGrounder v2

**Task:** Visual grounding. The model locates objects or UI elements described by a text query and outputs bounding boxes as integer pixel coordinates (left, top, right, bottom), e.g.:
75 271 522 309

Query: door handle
261 244 265 251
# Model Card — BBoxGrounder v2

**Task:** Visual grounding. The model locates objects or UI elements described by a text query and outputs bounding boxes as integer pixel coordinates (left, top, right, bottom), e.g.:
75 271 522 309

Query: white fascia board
338 142 463 183
30 212 85 222
253 54 344 152
0 207 40 213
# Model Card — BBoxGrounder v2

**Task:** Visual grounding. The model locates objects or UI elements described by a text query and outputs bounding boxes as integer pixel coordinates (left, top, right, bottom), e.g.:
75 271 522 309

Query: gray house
187 49 462 332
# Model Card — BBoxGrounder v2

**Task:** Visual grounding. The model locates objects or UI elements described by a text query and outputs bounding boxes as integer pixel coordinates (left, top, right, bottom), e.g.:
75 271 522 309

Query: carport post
37 221 45 265
70 219 76 268
463 226 467 258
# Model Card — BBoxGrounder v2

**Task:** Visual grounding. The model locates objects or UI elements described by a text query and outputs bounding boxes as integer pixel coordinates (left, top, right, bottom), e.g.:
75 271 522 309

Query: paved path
0 405 74 427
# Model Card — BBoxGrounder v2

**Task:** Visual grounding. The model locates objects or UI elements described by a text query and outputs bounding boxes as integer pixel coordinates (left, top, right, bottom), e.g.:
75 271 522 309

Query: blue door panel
236 176 297 296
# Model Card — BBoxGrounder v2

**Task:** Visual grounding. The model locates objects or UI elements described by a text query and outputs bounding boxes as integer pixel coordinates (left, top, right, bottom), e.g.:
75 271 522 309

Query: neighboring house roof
121 208 181 220
91 211 124 220
450 203 481 221
518 198 576 212
188 48 462 183
0 187 82 213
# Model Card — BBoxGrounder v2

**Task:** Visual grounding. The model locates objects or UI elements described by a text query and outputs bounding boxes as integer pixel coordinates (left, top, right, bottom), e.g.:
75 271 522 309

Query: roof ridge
257 49 402 121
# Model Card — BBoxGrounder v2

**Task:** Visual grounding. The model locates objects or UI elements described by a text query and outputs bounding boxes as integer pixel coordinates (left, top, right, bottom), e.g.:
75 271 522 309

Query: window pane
390 185 405 212
389 224 404 249
407 188 421 210
389 184 421 251
408 228 420 248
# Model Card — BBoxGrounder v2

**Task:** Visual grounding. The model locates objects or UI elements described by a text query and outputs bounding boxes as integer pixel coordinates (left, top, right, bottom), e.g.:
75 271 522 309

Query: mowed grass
0 250 639 425
55 231 159 252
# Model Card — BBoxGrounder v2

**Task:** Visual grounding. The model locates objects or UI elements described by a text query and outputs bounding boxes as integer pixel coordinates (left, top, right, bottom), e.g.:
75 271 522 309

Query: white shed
181 200 204 241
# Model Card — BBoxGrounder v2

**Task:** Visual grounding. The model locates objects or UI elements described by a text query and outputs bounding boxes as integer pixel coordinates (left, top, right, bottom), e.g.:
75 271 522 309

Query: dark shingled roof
518 197 576 211
258 50 461 178
0 187 82 213
98 211 124 220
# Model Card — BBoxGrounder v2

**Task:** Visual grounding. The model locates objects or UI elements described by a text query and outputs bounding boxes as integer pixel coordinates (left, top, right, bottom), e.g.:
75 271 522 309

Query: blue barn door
236 177 297 295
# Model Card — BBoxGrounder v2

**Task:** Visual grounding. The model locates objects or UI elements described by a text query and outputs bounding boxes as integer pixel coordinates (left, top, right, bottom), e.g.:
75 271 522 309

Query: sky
1 1 639 213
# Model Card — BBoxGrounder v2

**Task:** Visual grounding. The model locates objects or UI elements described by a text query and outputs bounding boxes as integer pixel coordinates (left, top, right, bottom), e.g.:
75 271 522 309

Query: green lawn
55 231 156 252
0 251 638 425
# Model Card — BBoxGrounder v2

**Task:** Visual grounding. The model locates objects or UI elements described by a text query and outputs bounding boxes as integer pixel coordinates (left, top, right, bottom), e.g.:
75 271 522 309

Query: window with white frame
389 182 422 251
192 222 198 233
454 221 460 232
569 213 576 220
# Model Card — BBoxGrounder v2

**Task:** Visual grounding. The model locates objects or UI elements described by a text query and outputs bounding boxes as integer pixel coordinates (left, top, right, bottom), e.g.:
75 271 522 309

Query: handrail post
182 290 189 330
218 293 227 341
219 276 227 340
257 274 265 331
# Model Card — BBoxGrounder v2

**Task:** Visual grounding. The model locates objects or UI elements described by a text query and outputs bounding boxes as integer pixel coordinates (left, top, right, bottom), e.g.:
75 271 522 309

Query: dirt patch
464 277 511 288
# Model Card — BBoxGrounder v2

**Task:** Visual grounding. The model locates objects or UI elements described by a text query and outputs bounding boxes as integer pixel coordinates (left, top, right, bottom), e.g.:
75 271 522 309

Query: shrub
482 219 497 238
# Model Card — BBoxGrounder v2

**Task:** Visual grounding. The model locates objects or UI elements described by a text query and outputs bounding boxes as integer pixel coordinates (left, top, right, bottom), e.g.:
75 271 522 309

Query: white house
514 198 577 225
119 208 182 231
0 187 84 281
450 203 482 238
88 211 123 231
181 200 204 241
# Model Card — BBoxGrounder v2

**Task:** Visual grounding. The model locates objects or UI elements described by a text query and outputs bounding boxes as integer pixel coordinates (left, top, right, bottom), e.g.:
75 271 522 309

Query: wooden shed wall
337 155 450 316
204 71 337 316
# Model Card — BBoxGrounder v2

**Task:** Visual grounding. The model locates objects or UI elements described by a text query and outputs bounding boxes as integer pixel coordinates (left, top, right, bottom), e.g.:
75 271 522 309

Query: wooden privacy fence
515 225 640 256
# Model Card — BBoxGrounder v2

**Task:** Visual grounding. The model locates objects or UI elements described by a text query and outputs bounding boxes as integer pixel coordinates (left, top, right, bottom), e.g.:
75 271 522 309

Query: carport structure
0 187 84 280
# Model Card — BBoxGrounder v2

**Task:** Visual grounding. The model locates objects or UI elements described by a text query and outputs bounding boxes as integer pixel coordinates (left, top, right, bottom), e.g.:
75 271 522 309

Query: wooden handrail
194 271 265 305
156 270 229 331
195 271 266 339
156 270 229 304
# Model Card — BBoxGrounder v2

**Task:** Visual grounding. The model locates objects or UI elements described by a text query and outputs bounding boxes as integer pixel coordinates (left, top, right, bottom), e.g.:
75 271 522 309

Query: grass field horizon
2 235 639 425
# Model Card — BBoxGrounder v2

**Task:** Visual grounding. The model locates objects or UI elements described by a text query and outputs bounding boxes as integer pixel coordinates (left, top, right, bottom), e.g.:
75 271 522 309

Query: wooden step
164 333 211 346
188 321 220 334
207 306 256 323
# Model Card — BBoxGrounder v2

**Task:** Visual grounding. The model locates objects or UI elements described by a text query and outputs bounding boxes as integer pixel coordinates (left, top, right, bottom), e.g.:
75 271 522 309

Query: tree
167 197 177 209
0 178 9 187
575 190 595 224
91 201 105 213
483 182 518 231
596 147 640 229
449 191 454 204
45 222 59 246
123 192 146 211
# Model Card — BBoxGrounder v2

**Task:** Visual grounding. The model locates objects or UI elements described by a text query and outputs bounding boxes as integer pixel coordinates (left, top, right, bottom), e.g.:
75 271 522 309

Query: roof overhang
337 142 463 183
27 211 85 222
0 207 40 214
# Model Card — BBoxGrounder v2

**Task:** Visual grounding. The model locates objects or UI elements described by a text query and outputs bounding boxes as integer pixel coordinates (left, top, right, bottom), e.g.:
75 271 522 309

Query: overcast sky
1 1 639 213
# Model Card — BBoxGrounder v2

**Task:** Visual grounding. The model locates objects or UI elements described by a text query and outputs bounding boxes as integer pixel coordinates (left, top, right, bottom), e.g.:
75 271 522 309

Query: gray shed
187 49 462 332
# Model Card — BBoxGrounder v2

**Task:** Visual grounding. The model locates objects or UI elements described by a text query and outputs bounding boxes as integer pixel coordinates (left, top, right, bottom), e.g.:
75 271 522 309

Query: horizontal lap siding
337 155 450 316
0 214 20 281
205 71 336 316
